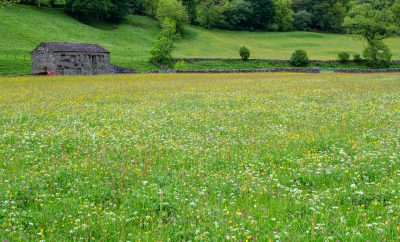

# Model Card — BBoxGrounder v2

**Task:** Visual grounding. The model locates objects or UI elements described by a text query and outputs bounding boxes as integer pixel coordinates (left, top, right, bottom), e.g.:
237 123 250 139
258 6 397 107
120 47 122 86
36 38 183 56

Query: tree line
2 0 398 33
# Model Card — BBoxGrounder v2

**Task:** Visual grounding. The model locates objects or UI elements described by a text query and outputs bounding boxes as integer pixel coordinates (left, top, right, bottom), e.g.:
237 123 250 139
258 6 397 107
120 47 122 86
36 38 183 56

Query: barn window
61 54 66 62
92 55 96 63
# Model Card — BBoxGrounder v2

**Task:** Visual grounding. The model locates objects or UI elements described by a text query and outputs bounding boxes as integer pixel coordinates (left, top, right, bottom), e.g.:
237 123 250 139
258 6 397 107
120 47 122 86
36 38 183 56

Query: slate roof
34 42 110 53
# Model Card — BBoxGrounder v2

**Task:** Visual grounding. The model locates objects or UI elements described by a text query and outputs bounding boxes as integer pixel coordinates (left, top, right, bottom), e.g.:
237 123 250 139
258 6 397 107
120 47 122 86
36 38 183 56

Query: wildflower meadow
0 73 399 241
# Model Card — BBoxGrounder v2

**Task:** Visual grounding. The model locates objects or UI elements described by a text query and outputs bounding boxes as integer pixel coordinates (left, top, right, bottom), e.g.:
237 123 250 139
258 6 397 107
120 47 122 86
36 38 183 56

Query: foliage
247 0 276 30
294 10 312 30
290 49 309 67
159 17 180 40
196 0 227 29
150 18 177 65
338 52 350 63
156 0 188 33
343 0 399 43
239 46 250 61
65 0 129 22
2 4 400 75
222 0 254 30
272 0 294 31
0 0 19 5
343 0 399 68
182 0 197 23
128 0 145 14
363 40 393 68
9 0 394 33
353 53 362 62
150 36 173 65
174 59 186 69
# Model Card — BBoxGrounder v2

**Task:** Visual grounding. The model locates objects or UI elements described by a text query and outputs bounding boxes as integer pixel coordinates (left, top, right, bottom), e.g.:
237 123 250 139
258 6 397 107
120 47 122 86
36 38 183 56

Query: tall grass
0 73 399 241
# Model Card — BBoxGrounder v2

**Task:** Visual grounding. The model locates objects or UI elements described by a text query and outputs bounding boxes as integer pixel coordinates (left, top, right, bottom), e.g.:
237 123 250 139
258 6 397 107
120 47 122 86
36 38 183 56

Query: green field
0 73 399 241
173 59 400 71
0 5 160 74
1 5 400 75
175 27 400 60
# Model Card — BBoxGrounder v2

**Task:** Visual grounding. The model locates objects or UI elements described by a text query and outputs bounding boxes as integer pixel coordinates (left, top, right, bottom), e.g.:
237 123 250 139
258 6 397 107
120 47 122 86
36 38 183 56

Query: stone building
31 42 119 75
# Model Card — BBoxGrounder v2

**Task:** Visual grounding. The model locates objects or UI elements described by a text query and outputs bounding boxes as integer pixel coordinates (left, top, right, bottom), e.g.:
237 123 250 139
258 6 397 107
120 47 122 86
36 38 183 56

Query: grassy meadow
173 59 400 71
0 73 399 241
175 27 400 60
1 5 400 75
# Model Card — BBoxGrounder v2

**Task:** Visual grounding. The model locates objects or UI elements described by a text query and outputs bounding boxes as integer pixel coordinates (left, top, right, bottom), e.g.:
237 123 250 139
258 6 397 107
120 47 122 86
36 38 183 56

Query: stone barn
31 42 128 75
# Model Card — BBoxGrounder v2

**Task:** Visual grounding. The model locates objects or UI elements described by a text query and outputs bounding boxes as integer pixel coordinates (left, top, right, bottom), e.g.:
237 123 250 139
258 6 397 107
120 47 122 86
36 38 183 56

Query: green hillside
0 5 160 74
175 27 400 60
0 5 400 75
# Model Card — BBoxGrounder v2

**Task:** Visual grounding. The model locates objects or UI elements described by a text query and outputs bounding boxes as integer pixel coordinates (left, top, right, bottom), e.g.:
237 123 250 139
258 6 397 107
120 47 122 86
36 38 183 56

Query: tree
0 0 20 5
343 0 399 67
292 0 350 32
223 0 254 29
391 0 400 26
294 10 312 30
65 0 129 22
156 0 189 33
128 0 145 14
247 0 276 30
182 0 197 23
272 0 294 31
150 18 178 65
143 0 159 17
196 0 227 29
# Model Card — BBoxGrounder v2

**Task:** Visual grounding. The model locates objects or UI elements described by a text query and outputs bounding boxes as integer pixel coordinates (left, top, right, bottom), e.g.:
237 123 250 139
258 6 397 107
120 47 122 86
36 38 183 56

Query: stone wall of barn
32 50 113 75
31 48 57 74
52 52 112 75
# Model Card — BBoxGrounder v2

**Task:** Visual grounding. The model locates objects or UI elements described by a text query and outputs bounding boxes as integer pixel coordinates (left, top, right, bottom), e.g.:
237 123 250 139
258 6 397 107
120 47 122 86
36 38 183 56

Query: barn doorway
57 67 64 75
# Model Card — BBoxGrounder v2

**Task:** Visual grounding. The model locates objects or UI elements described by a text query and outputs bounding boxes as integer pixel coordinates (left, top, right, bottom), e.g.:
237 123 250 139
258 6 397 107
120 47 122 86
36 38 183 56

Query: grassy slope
0 5 400 75
175 26 400 60
0 5 160 74
0 73 399 241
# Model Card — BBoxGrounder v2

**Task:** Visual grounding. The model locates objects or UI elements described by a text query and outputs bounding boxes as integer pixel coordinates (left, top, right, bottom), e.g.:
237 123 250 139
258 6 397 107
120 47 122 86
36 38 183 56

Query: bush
353 53 362 63
290 50 309 67
363 40 392 68
150 37 173 65
338 52 350 63
149 18 178 66
239 46 251 61
174 60 186 70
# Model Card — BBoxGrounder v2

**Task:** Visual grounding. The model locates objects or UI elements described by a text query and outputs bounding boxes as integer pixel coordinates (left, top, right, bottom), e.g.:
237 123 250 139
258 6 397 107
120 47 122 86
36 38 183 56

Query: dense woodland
1 0 398 33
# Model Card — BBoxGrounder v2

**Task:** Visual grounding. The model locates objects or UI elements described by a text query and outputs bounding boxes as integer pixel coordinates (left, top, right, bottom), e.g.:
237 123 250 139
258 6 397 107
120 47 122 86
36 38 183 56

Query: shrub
338 52 350 63
149 18 178 66
363 40 392 68
353 53 362 63
174 60 186 70
239 46 251 61
290 49 309 67
150 37 173 65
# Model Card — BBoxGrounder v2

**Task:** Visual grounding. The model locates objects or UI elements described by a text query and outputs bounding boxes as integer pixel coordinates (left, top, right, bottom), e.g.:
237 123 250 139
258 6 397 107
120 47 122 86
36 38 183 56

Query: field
1 5 400 75
0 73 399 241
175 27 400 60
173 59 400 71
